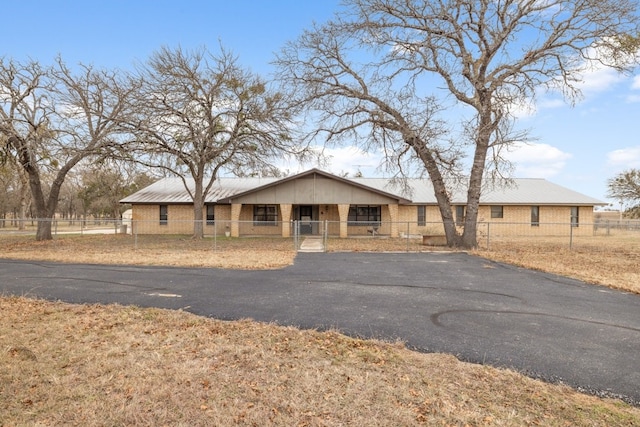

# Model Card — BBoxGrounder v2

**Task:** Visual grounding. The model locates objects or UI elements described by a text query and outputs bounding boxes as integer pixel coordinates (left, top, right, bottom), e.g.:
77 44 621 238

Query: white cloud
627 75 640 102
575 64 625 97
508 95 570 119
277 145 383 177
607 146 640 169
321 145 382 176
504 142 572 178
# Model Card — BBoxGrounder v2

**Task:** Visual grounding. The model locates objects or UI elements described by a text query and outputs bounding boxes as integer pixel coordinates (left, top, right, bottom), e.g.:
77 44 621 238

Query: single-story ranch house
120 168 605 237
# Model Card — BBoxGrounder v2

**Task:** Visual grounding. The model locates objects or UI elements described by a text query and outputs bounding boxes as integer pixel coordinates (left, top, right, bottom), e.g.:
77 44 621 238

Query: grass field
1 233 639 425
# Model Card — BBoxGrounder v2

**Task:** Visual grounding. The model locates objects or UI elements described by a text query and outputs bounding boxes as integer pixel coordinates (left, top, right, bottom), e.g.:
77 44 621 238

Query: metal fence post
486 222 491 250
569 223 574 250
213 221 217 252
324 220 328 252
406 221 410 252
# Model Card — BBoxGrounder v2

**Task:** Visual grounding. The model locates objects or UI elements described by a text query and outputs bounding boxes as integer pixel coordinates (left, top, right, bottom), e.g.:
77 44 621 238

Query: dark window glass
570 206 579 227
159 205 168 225
531 206 540 227
206 205 215 225
253 205 278 226
417 206 426 226
491 205 504 219
455 206 465 226
348 205 381 226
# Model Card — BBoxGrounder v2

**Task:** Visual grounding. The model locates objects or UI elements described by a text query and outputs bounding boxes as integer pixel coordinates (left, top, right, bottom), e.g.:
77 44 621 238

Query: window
531 206 539 227
417 205 426 226
253 205 278 226
490 205 504 219
159 205 168 225
348 205 381 226
206 205 215 225
570 206 579 227
455 206 465 226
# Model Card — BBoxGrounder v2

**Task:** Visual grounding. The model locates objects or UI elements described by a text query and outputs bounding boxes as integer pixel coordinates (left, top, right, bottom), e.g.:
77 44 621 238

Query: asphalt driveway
1 252 638 405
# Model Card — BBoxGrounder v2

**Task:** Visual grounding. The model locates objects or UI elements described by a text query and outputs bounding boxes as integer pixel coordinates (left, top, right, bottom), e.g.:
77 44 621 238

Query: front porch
227 203 400 238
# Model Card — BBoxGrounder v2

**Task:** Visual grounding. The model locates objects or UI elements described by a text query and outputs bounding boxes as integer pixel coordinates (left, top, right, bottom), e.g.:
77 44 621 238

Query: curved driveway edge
1 252 638 405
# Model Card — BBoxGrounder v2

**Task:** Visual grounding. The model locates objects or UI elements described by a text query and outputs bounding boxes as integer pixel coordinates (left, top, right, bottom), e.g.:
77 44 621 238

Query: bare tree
0 57 135 240
127 46 307 238
607 169 640 215
276 0 639 248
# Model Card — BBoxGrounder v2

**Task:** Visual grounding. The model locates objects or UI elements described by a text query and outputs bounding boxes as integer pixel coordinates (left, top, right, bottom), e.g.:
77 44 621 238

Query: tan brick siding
396 205 594 236
132 204 232 235
132 203 595 237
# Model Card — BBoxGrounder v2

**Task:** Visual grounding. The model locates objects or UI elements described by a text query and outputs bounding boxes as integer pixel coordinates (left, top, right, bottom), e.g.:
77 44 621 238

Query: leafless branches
124 45 309 237
276 0 639 248
0 57 135 240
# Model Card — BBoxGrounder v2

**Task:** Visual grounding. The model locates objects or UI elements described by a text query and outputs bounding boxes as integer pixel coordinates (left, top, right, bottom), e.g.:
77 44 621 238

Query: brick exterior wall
131 203 595 237
131 204 231 235
396 205 594 237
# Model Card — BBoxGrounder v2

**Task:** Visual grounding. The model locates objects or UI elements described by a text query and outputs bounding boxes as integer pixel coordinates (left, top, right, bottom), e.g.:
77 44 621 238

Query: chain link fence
1 218 638 253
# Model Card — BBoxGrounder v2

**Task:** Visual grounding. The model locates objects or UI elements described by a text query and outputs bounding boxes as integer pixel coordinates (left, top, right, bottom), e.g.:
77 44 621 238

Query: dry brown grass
473 233 640 294
1 233 639 425
0 234 296 269
2 297 639 426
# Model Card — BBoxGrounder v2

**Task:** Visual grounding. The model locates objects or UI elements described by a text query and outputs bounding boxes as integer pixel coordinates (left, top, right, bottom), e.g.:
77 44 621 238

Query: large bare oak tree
0 57 135 240
127 46 307 239
276 0 639 248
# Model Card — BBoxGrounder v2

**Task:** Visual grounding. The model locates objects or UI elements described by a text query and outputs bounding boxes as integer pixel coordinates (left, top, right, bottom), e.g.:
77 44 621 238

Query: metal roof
120 170 605 206
349 177 605 205
120 177 280 204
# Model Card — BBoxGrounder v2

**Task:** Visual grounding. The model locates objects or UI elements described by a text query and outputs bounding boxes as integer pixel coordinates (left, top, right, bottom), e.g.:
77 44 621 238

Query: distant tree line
0 160 154 226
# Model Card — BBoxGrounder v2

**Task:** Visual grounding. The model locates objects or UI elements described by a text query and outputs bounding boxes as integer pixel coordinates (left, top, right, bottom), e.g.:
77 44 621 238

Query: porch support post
388 203 399 237
230 203 242 237
337 203 350 238
280 204 292 237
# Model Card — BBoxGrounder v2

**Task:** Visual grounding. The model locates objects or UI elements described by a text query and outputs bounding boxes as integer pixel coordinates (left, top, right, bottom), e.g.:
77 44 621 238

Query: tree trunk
36 219 53 241
412 138 463 247
192 177 205 239
26 175 53 241
461 112 494 249
18 194 29 232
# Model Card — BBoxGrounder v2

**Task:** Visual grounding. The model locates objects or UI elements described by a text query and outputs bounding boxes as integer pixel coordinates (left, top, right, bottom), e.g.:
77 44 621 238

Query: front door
299 205 314 235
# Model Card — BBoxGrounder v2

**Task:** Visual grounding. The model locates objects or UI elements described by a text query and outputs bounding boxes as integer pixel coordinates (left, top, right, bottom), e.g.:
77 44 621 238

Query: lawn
1 233 639 425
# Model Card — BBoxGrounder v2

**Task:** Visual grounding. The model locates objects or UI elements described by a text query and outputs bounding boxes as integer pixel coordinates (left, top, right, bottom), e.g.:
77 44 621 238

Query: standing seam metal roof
119 172 604 206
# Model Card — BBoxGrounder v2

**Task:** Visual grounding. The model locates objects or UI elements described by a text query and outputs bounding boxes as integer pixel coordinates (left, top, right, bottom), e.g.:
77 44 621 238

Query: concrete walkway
298 237 325 252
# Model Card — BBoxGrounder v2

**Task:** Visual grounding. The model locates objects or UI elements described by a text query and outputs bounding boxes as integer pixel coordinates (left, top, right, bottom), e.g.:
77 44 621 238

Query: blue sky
2 1 639 206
